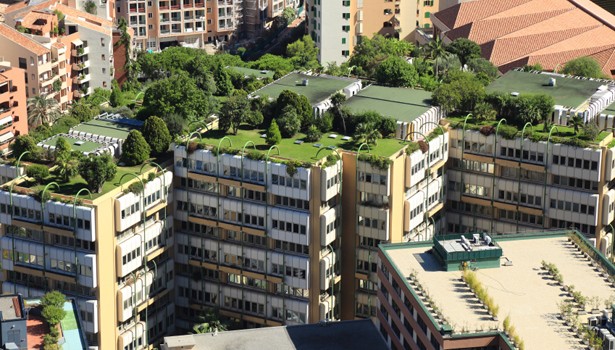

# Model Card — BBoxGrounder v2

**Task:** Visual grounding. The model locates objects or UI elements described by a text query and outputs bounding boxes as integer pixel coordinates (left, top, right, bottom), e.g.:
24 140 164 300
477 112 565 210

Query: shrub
304 125 322 142
42 305 66 326
142 116 172 155
41 291 66 309
128 182 144 194
276 105 301 138
245 110 264 128
379 117 397 138
266 120 282 145
26 164 49 184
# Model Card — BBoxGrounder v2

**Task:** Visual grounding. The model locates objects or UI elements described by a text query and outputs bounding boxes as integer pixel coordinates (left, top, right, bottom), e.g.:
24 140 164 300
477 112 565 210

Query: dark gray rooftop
0 295 22 320
162 320 388 350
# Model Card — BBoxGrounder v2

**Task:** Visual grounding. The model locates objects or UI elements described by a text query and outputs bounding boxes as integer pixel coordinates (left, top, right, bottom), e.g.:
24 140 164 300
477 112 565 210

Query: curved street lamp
405 131 430 239
72 188 92 283
9 151 31 265
543 126 559 229
490 118 507 233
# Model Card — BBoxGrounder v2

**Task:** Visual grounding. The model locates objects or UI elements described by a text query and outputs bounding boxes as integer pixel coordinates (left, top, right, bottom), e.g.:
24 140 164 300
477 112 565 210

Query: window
424 11 431 18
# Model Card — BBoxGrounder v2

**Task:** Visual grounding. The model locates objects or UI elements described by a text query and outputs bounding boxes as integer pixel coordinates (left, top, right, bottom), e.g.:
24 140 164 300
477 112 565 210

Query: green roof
196 127 408 163
40 135 105 153
344 85 433 123
71 119 138 140
254 73 357 105
486 71 604 108
227 66 275 79
604 101 615 115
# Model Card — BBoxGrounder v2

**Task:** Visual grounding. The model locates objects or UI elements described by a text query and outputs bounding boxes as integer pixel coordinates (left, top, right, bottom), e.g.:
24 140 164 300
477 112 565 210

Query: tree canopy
375 56 418 87
121 130 151 166
286 35 320 70
142 116 172 154
432 71 485 113
219 93 250 134
276 90 313 131
560 57 606 79
78 154 117 193
348 35 414 78
446 38 481 67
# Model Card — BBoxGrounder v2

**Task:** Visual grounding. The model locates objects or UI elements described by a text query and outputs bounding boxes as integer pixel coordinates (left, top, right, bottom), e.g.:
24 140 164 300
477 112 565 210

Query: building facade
0 167 175 349
173 145 342 328
0 64 28 154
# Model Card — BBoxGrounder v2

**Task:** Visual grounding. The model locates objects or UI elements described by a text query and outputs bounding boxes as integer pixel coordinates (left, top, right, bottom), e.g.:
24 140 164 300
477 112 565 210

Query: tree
330 92 348 134
53 137 78 182
446 38 481 67
266 120 282 145
85 88 112 106
191 309 228 334
349 34 414 78
161 113 186 138
121 130 151 166
27 94 60 127
375 56 419 87
11 135 40 160
276 106 301 138
249 54 294 78
304 125 322 142
568 115 584 135
281 7 296 26
83 0 97 14
26 164 49 184
143 71 217 120
522 63 543 72
561 57 606 78
54 137 71 162
466 57 499 82
424 35 447 78
41 291 66 309
432 71 485 113
78 154 117 193
42 305 66 326
142 116 172 154
473 101 497 122
109 80 125 107
245 110 264 128
213 65 234 96
69 100 99 122
276 90 313 131
379 117 397 138
355 122 382 145
286 35 320 70
581 122 599 141
219 94 250 134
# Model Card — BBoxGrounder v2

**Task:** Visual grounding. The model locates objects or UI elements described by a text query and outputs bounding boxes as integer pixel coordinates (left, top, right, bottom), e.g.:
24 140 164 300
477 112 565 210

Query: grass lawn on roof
228 66 275 79
28 163 151 199
486 71 604 108
197 126 408 163
40 135 104 153
254 73 354 104
344 86 433 123
71 119 137 140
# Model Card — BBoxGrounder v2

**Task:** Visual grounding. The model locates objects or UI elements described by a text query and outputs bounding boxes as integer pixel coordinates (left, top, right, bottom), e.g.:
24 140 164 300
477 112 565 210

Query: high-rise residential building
0 63 28 155
305 0 453 65
3 1 130 100
0 115 175 349
446 70 615 256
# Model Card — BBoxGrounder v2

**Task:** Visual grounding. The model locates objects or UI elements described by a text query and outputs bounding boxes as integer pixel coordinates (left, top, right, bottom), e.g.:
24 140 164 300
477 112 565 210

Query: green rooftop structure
487 70 605 109
227 66 275 80
252 72 361 107
70 118 139 140
39 134 108 154
432 233 503 271
344 85 434 123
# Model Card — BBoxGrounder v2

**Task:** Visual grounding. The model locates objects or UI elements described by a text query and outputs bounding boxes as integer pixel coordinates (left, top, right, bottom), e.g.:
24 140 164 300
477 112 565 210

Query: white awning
0 116 12 126
0 132 14 144
72 39 83 47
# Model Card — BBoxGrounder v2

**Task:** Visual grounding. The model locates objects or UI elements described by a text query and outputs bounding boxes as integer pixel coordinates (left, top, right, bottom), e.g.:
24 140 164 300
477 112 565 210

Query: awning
72 39 83 47
0 132 14 144
0 116 12 126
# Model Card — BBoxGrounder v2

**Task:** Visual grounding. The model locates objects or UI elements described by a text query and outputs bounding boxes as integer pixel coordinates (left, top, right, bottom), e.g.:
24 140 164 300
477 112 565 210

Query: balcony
71 61 89 71
73 74 91 84
71 46 89 57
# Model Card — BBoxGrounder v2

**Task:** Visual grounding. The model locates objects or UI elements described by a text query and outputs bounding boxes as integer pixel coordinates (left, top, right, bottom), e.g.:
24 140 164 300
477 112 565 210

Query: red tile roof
433 0 615 77
0 22 48 55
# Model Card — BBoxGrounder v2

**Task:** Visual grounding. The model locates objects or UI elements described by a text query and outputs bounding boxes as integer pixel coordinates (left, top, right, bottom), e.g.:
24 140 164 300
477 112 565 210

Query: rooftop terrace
344 85 433 123
382 232 615 349
39 134 108 153
486 71 605 108
69 117 142 140
227 66 275 79
0 295 22 320
253 73 359 105
193 127 409 164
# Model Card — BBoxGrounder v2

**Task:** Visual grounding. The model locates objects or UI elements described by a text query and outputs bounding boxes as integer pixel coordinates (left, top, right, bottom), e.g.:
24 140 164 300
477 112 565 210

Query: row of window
499 209 544 226
550 219 596 236
358 171 388 186
271 263 306 279
273 239 309 255
274 195 309 211
498 190 542 207
120 201 140 219
552 175 598 191
122 247 141 266
410 160 426 176
272 219 307 235
500 146 545 164
272 174 308 190
177 243 217 262
549 199 595 215
553 155 598 170
357 215 386 230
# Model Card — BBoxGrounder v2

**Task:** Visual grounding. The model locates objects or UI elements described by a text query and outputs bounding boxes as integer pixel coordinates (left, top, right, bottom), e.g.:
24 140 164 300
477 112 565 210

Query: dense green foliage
142 116 172 154
26 164 49 184
266 119 282 145
219 93 250 134
375 56 418 87
446 38 481 67
560 57 606 79
11 135 41 161
78 154 117 193
121 130 151 166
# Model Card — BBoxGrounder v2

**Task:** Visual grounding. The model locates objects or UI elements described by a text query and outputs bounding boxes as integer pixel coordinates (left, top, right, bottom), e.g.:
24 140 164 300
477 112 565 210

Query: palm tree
568 115 584 135
27 93 59 127
355 122 382 146
190 309 228 334
331 92 347 134
424 35 446 79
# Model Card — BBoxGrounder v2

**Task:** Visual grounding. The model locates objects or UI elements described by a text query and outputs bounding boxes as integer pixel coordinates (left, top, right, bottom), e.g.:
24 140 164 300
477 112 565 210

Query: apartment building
305 0 451 65
0 63 28 154
0 154 175 349
377 230 614 349
4 2 126 100
0 22 70 109
173 138 343 328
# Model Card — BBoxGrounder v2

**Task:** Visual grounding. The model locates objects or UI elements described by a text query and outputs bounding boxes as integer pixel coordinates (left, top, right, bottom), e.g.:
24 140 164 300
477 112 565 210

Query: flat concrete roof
383 234 614 349
0 295 21 320
344 85 433 123
486 71 605 109
163 320 388 350
254 73 359 105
